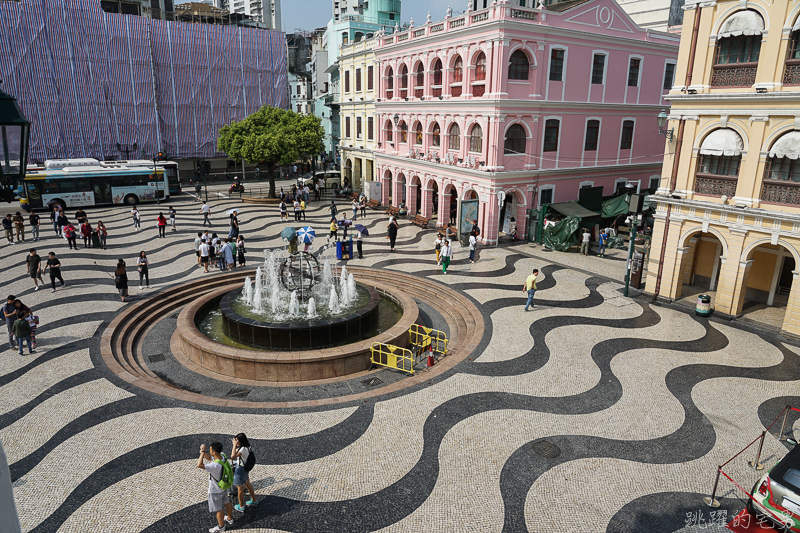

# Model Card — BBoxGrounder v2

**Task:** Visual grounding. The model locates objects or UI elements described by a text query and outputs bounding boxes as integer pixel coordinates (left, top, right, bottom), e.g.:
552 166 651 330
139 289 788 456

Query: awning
548 201 600 219
699 129 744 157
324 62 340 74
769 131 800 160
794 17 800 32
719 10 764 38
601 194 654 218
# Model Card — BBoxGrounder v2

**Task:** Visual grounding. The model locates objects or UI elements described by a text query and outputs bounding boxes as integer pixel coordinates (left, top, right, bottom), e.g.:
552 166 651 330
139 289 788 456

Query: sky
281 0 462 33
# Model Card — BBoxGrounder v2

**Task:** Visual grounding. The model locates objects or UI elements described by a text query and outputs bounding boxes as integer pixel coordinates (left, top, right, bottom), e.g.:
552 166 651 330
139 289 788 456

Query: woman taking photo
137 251 150 289
230 433 258 512
114 259 129 302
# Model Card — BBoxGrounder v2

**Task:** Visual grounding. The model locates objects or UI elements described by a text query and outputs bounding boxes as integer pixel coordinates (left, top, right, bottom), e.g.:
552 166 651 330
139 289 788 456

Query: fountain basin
219 284 380 351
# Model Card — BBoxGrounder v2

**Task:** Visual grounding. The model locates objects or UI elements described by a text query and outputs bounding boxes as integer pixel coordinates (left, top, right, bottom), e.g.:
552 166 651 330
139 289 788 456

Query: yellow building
648 0 800 337
338 37 378 191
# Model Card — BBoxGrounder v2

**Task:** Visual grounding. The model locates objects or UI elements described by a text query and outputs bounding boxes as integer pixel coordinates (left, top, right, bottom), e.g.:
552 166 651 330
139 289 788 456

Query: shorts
233 465 249 486
30 270 41 279
201 256 209 264
196 250 201 257
208 491 229 513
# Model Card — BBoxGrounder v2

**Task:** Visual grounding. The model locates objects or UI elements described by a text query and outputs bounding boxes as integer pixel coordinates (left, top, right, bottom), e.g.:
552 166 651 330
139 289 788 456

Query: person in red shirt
157 212 167 239
80 221 92 248
64 223 77 250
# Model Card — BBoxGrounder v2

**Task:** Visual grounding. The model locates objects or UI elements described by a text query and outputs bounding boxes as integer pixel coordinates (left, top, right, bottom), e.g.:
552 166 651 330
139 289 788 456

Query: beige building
338 37 377 191
647 0 800 337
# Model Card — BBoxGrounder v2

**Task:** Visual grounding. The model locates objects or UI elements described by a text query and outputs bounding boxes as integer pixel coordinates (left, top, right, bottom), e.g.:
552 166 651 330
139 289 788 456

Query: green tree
218 106 324 198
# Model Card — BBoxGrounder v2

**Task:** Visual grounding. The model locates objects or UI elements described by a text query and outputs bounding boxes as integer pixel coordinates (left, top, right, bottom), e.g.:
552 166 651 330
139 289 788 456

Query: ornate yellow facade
339 37 377 191
648 0 800 337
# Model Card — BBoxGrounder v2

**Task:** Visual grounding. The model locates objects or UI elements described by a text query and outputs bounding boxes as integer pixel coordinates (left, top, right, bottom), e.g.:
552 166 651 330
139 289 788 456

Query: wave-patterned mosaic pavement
2 192 799 532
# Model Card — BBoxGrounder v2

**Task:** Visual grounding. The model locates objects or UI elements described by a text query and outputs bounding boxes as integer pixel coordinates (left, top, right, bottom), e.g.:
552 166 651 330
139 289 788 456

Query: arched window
504 124 526 155
386 67 394 99
469 124 482 153
695 128 743 197
784 21 800 85
474 52 486 81
398 121 408 143
431 123 441 147
448 123 461 151
414 122 423 145
451 56 463 97
711 10 764 87
400 65 409 98
762 131 800 205
508 50 529 80
432 59 443 97
414 63 424 98
385 120 393 143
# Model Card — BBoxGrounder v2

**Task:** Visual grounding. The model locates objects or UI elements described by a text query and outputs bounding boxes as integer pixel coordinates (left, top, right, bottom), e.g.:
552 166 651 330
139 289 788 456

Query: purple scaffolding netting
0 0 288 161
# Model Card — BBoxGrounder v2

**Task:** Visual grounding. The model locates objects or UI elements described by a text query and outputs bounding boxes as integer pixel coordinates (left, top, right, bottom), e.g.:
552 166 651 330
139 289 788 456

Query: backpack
211 454 234 490
244 448 256 472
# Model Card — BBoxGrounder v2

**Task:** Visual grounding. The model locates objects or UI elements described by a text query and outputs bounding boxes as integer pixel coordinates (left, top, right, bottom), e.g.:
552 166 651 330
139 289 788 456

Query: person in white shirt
195 232 203 267
468 230 478 263
197 442 234 533
441 239 453 274
434 234 443 264
199 241 210 273
581 229 591 256
356 229 364 258
199 202 211 227
131 207 140 230
230 433 259 512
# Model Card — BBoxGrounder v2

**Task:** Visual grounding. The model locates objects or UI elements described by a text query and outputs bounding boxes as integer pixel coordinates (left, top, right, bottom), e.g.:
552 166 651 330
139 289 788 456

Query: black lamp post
0 81 31 200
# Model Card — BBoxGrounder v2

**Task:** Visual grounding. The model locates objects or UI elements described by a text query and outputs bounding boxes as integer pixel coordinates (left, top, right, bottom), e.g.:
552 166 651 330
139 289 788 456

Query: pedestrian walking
359 196 366 218
228 214 239 240
29 211 40 241
44 252 65 293
468 230 478 263
598 229 608 258
580 228 591 256
64 222 78 250
24 310 39 349
197 442 235 533
131 206 141 230
157 213 167 238
387 216 399 251
81 221 92 248
57 212 68 237
50 207 59 236
351 198 358 221
199 201 211 226
523 269 539 311
26 248 44 291
236 236 246 267
168 206 177 231
137 251 150 289
13 212 25 242
200 239 211 273
329 218 338 241
195 232 204 267
4 295 17 350
13 312 34 356
97 221 108 249
75 209 87 225
279 200 288 222
230 433 259 513
315 181 321 201
114 259 129 302
329 200 337 219
2 214 13 244
356 228 363 259
293 200 301 221
441 239 453 274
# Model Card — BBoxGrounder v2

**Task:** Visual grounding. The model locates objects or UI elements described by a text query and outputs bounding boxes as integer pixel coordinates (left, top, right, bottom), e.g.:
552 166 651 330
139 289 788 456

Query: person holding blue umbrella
354 224 368 259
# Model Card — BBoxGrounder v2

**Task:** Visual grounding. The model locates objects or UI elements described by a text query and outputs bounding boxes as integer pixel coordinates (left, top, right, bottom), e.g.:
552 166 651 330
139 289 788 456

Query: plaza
2 189 799 532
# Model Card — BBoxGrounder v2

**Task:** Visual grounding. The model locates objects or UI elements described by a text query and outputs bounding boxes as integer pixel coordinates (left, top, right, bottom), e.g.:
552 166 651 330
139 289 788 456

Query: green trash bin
696 294 712 317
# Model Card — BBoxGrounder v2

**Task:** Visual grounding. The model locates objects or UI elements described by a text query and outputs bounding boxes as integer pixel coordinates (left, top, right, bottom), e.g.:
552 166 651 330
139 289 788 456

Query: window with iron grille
344 71 350 93
549 49 564 81
385 121 393 142
400 65 408 88
784 31 800 85
414 123 423 145
345 117 351 138
663 63 676 90
504 124 526 155
715 35 761 64
386 67 394 98
508 51 529 80
765 157 800 182
540 188 553 205
399 121 408 143
620 120 634 149
475 53 487 81
432 60 443 85
449 123 460 151
584 120 599 151
431 123 441 146
368 66 374 90
453 56 463 83
543 119 559 152
368 117 374 140
627 58 640 87
591 54 605 84
415 64 424 87
789 31 800 61
356 117 362 139
698 154 741 176
356 69 361 92
469 124 482 153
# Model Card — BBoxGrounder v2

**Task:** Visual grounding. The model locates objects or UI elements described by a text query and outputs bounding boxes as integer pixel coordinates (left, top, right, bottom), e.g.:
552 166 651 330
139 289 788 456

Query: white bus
19 158 170 211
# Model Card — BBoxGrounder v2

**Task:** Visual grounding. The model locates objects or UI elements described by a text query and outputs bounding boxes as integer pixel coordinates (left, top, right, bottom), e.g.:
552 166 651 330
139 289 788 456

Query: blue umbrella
297 226 316 244
354 224 369 236
280 227 297 241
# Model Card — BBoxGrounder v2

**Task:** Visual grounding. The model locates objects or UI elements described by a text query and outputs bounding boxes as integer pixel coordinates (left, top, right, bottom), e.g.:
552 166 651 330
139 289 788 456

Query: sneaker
208 527 225 533
34 286 38 291
139 286 143 290
51 289 56 293
223 516 233 526
234 504 246 512
61 282 65 287
245 499 258 507
30 350 36 354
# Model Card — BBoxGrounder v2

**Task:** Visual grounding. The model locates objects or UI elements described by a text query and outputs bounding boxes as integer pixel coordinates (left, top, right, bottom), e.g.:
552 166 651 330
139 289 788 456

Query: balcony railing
472 12 488 22
450 86 462 97
510 9 536 20
413 28 425 38
430 23 444 33
414 88 423 98
694 174 738 197
432 87 442 97
450 17 465 28
472 84 485 97
710 64 757 88
761 181 800 206
784 62 800 86
400 88 407 98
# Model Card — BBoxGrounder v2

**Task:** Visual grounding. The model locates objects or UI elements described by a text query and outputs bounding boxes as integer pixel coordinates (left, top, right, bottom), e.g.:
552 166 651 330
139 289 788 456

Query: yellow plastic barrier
409 324 448 359
370 342 415 375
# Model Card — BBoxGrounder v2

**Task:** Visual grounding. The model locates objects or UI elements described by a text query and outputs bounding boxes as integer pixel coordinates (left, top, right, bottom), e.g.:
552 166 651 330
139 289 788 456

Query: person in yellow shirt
330 219 338 241
523 269 539 311
300 199 306 221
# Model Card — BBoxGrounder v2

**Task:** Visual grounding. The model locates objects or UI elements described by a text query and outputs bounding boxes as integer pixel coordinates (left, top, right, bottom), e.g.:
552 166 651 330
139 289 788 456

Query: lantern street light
393 113 399 126
657 109 674 141
0 80 31 203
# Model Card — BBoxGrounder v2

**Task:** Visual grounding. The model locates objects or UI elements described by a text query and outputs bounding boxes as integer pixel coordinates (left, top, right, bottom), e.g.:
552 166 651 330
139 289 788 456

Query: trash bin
90 231 102 249
696 294 712 317
336 240 351 260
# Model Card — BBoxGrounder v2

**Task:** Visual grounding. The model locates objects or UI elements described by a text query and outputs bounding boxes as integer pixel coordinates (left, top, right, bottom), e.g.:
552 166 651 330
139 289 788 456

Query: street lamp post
657 110 674 141
0 81 32 202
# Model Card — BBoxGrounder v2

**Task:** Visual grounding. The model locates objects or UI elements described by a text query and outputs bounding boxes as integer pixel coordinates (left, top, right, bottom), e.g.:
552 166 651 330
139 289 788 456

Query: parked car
749 443 800 532
297 171 341 189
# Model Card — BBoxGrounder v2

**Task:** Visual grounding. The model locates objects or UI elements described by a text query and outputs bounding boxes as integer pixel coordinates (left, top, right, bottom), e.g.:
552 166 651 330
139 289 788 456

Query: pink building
372 0 679 244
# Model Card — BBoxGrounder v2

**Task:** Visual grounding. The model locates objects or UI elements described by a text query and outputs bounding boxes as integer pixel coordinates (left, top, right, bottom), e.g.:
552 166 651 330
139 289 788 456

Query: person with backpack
230 433 259 512
197 441 235 533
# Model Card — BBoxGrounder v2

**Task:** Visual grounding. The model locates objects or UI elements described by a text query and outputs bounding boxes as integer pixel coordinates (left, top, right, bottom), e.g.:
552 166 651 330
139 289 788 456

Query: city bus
118 159 182 196
19 158 170 211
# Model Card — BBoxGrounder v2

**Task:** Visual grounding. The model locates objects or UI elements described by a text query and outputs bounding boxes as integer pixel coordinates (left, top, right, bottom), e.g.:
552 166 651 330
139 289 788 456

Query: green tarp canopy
601 194 655 218
543 215 581 251
548 201 600 219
